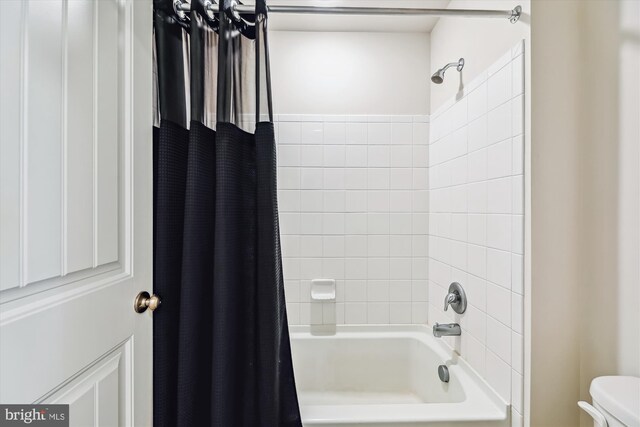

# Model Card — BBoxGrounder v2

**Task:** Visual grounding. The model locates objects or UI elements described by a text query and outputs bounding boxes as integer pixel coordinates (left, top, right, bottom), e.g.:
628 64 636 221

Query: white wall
270 30 433 323
578 0 640 425
269 31 430 115
277 114 431 325
529 3 582 425
530 0 581 427
427 45 525 425
429 1 531 113
530 1 640 426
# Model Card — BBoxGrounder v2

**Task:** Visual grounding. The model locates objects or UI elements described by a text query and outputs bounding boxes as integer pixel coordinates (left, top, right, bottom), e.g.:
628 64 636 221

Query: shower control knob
134 291 161 313
443 282 467 314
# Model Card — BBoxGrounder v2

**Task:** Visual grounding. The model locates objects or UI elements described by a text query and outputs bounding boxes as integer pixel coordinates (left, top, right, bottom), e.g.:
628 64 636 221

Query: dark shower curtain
153 1 302 425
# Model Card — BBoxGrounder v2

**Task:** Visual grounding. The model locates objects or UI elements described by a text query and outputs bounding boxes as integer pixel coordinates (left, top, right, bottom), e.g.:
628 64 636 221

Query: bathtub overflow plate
438 365 450 383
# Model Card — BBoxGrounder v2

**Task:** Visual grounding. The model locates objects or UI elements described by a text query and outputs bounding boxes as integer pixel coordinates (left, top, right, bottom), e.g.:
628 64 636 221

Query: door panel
0 0 152 425
25 0 64 284
66 0 96 274
0 0 21 291
2 277 134 404
95 0 121 268
1 0 126 294
45 341 131 427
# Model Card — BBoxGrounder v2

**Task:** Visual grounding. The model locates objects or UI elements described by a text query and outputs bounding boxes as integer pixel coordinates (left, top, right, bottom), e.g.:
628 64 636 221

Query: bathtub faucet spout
433 322 461 338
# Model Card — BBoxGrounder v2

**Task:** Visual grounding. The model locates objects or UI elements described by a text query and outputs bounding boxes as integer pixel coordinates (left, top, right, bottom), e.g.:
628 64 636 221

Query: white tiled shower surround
427 42 525 425
277 114 430 326
277 41 524 426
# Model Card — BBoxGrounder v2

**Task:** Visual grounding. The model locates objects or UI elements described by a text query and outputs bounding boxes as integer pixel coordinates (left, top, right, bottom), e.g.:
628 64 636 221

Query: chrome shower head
431 69 445 84
431 58 465 84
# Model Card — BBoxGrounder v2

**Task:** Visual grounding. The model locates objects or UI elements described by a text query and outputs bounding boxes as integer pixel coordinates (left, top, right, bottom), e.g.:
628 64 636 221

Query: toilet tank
590 376 640 427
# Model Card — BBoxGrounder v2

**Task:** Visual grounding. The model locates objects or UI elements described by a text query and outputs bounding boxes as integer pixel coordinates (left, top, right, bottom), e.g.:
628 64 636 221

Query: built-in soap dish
310 279 336 301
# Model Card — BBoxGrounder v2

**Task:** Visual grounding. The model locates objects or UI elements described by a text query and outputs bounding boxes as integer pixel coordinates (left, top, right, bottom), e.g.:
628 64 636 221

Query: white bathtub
290 325 509 427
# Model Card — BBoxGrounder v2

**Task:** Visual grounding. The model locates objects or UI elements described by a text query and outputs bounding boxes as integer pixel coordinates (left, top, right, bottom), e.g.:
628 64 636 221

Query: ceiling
260 0 452 32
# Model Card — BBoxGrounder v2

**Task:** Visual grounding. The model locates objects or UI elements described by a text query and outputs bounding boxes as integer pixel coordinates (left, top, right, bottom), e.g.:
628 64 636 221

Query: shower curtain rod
174 2 522 24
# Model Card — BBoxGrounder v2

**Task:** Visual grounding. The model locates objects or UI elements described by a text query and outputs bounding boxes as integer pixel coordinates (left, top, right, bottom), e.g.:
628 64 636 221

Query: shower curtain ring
173 0 189 20
228 0 243 23
204 0 218 21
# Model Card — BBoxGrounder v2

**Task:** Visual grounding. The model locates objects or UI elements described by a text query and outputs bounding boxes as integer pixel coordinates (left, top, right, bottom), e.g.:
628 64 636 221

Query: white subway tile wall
427 41 524 420
277 114 430 326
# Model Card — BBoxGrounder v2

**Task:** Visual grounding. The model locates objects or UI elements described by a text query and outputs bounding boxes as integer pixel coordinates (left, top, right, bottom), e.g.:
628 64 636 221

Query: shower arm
441 62 461 73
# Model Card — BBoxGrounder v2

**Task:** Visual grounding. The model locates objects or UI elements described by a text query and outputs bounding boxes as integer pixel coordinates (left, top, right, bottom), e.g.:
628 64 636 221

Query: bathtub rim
289 324 509 425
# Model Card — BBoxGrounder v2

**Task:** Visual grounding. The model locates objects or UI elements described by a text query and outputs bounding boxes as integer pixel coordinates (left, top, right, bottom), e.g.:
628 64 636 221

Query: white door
0 0 153 425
